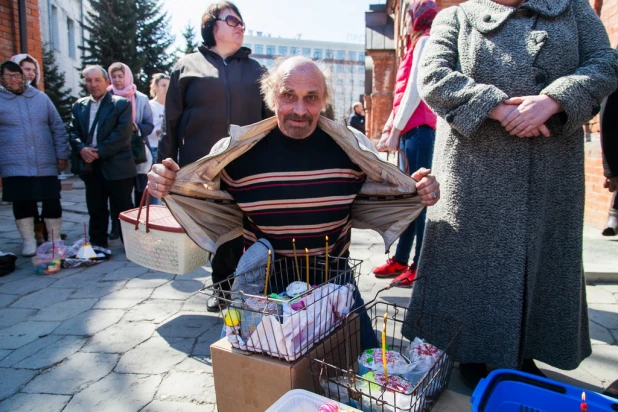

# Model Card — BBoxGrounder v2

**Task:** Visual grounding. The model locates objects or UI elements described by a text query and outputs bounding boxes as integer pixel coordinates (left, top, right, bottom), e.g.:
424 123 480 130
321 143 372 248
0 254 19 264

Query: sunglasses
216 15 245 31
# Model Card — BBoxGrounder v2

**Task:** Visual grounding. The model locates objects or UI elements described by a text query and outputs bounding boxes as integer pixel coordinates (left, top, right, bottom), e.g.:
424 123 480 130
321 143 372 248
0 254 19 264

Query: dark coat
348 113 365 134
405 0 618 370
69 92 136 181
157 46 268 167
600 86 618 178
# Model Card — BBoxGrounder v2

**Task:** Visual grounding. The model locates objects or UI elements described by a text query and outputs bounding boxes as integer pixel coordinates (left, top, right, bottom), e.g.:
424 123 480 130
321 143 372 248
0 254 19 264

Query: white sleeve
393 36 429 131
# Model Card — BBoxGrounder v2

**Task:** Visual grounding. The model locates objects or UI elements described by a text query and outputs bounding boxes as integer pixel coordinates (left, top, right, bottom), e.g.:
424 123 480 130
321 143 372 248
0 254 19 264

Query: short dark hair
201 1 243 48
1 61 23 76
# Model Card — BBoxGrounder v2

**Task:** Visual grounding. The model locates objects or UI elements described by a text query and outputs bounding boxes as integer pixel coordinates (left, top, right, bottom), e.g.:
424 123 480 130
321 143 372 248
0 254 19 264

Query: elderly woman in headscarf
0 61 69 256
404 0 618 387
373 0 439 287
107 62 154 240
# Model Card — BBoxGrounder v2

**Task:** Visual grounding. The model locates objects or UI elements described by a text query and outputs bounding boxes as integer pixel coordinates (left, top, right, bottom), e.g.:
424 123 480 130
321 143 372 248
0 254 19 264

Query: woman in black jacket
600 86 618 235
157 1 268 311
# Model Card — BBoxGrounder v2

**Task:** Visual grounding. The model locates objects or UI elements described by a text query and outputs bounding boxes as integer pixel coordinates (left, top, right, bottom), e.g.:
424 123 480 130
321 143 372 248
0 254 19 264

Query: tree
42 45 74 127
181 22 198 55
80 0 175 94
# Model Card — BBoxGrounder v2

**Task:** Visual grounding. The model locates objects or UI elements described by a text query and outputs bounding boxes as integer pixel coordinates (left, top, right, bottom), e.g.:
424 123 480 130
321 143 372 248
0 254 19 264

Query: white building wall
39 0 88 97
243 34 365 122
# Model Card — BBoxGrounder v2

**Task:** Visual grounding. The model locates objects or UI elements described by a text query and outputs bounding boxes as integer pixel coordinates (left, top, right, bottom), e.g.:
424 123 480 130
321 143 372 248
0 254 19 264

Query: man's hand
501 95 562 137
604 177 618 193
412 167 440 206
147 158 180 198
57 159 68 171
80 147 99 163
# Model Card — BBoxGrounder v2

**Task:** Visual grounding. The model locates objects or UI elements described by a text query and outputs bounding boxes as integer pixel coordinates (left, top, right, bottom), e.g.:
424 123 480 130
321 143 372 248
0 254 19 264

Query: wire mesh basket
308 298 463 412
202 255 363 361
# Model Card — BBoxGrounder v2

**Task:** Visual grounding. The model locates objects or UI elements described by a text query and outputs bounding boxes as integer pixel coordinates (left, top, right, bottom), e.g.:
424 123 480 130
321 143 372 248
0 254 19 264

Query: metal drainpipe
79 0 84 59
18 0 28 53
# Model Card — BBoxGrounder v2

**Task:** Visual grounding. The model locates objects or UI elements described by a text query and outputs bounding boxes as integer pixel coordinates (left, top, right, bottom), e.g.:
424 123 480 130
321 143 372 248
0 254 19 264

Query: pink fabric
392 40 436 134
107 62 137 122
392 0 438 133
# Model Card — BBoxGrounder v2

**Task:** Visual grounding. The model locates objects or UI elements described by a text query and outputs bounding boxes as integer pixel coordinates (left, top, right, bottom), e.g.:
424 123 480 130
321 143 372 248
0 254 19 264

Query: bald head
260 56 332 139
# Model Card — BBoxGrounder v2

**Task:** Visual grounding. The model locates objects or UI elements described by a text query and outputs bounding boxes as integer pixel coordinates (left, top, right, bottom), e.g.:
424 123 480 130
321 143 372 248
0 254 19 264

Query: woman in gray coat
0 61 70 256
404 0 618 386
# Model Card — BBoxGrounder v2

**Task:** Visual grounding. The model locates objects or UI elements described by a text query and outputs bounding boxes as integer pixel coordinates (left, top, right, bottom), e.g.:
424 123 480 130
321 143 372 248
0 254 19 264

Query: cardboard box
212 315 360 412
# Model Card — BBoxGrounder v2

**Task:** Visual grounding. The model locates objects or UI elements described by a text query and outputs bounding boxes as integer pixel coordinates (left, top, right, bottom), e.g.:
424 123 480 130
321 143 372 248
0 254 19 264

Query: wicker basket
119 190 209 275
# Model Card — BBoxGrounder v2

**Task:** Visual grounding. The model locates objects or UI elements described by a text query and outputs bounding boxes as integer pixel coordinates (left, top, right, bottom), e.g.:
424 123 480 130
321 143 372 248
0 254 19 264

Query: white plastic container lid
265 389 361 412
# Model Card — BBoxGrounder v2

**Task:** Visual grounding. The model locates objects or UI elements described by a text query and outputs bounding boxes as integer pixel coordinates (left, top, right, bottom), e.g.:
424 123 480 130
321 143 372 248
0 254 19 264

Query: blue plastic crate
471 369 618 411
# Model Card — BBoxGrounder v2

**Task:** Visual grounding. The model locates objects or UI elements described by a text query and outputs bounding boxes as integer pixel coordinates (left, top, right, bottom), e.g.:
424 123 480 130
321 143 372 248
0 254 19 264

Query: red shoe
373 258 408 278
391 264 417 288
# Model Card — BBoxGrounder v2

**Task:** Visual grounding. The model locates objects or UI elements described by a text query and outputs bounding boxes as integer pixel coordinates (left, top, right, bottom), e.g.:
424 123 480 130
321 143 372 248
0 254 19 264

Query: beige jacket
165 116 425 253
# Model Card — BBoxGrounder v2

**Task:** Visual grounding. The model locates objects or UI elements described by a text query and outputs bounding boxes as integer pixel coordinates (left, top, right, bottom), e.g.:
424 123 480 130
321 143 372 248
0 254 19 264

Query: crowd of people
1 0 617 390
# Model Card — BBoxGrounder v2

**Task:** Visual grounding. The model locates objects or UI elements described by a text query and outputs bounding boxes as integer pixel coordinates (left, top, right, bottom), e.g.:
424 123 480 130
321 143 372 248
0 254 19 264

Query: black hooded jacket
157 45 268 166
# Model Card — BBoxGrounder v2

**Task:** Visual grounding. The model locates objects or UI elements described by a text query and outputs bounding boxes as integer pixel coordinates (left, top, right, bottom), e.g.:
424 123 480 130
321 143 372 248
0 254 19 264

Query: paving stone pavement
0 179 616 411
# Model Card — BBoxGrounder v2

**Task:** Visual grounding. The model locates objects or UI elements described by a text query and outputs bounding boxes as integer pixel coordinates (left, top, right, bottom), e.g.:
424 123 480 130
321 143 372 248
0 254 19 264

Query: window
313 49 322 59
337 64 344 73
266 45 275 56
302 47 311 57
291 46 300 55
359 80 365 88
67 18 76 58
347 65 353 73
336 79 343 86
254 44 264 54
265 59 274 68
278 46 288 55
325 49 334 59
50 5 60 50
348 51 357 61
336 50 345 60
358 52 365 62
244 43 252 49
357 65 364 73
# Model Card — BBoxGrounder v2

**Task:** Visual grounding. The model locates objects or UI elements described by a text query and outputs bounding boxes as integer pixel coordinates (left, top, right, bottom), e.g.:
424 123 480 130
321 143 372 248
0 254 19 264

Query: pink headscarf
408 0 438 35
107 62 137 122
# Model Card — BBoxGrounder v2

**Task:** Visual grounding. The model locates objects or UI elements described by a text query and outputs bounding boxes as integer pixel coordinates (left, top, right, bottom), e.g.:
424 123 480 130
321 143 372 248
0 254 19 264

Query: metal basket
308 292 464 412
202 255 363 361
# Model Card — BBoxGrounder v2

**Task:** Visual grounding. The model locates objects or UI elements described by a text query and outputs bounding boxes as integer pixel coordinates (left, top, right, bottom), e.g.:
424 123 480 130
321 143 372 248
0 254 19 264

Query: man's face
355 105 365 116
274 65 325 139
20 61 36 83
84 70 109 100
2 69 25 93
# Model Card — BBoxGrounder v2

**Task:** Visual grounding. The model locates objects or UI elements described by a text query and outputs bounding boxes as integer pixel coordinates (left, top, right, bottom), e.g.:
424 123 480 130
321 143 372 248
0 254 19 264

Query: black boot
520 358 546 377
109 219 121 241
459 363 488 389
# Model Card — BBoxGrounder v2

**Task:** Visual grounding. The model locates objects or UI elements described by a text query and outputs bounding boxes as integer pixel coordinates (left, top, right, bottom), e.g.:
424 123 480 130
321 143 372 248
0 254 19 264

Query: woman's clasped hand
489 94 563 138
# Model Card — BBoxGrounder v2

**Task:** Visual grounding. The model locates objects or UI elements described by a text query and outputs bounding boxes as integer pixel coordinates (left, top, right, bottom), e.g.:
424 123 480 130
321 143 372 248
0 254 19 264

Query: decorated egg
223 309 241 327
318 403 339 412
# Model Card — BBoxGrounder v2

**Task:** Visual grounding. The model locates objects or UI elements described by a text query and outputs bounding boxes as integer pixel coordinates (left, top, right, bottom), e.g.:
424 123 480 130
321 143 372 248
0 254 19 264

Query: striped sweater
221 126 366 256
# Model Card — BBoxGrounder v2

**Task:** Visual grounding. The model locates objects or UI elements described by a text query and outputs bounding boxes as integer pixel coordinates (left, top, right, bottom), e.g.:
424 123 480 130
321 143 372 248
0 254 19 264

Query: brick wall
0 0 44 88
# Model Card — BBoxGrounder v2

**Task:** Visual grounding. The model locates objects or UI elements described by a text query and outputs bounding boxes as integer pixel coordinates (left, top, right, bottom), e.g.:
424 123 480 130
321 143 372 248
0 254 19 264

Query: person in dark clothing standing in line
156 1 268 312
600 86 618 236
348 102 365 134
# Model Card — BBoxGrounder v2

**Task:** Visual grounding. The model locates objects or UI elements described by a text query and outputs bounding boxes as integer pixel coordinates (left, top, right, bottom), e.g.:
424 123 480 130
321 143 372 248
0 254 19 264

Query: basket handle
396 149 410 176
134 186 151 233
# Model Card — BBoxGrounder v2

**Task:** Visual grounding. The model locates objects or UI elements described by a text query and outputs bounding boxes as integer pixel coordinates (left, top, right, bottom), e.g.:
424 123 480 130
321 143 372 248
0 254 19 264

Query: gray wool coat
403 0 618 370
0 85 70 178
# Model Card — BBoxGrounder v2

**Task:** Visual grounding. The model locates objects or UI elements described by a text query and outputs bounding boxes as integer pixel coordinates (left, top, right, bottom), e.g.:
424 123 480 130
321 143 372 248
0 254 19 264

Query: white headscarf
10 54 41 89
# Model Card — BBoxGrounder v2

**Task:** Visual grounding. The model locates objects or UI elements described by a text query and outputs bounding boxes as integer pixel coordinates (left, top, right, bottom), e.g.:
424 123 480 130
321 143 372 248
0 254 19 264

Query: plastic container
266 389 361 412
471 369 618 411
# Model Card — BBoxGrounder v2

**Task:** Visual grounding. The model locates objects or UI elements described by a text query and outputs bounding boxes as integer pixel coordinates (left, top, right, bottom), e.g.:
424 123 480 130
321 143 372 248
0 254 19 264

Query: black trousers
13 200 62 220
211 236 245 291
82 161 134 246
110 174 147 231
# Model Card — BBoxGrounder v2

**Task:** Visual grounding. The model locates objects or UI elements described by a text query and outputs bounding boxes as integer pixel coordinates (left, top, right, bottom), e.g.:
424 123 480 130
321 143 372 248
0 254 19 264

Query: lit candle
325 235 329 282
382 313 388 381
305 248 310 289
264 250 272 297
581 392 588 412
292 239 300 281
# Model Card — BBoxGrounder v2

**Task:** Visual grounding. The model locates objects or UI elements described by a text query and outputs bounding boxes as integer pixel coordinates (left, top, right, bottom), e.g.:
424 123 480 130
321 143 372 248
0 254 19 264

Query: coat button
483 14 492 23
536 33 545 43
535 73 547 84
445 114 454 123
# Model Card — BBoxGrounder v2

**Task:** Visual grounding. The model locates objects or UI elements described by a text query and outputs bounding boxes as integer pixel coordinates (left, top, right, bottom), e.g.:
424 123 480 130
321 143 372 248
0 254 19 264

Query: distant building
243 32 365 122
39 0 89 96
